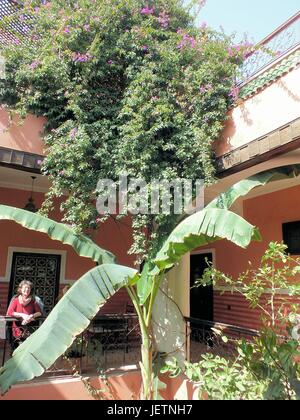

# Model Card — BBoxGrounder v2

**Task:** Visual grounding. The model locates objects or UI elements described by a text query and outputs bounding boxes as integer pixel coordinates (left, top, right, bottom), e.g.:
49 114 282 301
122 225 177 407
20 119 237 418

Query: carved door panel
8 252 61 315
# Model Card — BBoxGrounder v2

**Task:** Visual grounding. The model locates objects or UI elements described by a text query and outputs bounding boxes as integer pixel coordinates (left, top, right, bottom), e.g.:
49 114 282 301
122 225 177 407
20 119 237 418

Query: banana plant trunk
140 330 154 400
126 282 158 400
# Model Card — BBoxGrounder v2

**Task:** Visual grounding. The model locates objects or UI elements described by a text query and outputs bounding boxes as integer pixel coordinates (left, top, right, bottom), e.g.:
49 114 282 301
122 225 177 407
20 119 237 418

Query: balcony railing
185 317 260 362
0 314 142 375
239 12 300 84
0 315 289 378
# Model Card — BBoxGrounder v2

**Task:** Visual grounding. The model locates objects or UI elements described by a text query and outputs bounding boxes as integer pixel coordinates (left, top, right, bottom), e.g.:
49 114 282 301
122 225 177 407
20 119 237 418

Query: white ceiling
0 166 50 193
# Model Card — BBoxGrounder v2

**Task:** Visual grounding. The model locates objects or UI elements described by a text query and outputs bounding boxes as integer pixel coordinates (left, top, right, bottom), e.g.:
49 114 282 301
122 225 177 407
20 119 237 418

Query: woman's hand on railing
21 314 34 325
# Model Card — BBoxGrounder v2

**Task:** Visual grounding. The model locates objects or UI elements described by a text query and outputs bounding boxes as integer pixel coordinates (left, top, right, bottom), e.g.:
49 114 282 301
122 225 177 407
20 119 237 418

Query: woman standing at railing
6 280 42 348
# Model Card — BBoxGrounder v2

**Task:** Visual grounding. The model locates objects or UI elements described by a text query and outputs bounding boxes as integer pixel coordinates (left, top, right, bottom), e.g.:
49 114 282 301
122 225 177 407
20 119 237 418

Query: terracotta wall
0 370 197 400
207 183 300 278
214 66 300 157
0 186 135 315
198 183 300 328
0 108 45 155
214 291 299 330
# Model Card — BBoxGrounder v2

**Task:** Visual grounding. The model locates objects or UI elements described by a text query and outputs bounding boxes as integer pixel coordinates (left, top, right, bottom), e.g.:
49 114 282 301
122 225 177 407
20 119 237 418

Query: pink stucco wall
0 187 94 281
210 183 300 278
214 66 300 157
0 108 46 155
0 185 135 315
197 183 300 328
0 186 135 273
0 371 197 400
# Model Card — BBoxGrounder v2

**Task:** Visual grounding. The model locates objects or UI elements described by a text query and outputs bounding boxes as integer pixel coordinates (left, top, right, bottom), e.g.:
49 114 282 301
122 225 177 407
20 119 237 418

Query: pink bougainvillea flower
140 7 154 15
41 1 51 7
177 33 197 50
72 52 93 62
29 60 40 69
31 34 39 42
227 47 234 57
229 86 240 100
157 11 169 28
70 128 78 138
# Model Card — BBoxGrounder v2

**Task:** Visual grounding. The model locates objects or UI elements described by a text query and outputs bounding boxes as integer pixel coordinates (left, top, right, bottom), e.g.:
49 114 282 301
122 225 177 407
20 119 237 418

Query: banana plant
0 165 299 399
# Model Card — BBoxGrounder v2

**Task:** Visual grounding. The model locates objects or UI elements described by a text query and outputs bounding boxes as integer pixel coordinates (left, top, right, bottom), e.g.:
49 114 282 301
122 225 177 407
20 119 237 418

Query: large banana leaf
207 165 300 210
152 207 261 274
153 165 300 274
0 205 115 264
0 264 138 394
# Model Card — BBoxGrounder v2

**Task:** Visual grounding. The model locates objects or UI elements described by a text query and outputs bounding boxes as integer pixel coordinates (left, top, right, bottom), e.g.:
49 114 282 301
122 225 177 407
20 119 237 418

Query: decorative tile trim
239 50 300 100
217 117 300 174
0 146 43 172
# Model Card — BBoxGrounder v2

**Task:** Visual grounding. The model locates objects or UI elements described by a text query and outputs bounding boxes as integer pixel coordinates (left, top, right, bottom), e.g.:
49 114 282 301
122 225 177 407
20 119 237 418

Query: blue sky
197 0 299 42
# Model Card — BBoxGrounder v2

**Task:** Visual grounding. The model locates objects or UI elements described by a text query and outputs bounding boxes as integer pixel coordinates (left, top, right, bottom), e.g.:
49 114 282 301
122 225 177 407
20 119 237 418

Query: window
282 221 300 255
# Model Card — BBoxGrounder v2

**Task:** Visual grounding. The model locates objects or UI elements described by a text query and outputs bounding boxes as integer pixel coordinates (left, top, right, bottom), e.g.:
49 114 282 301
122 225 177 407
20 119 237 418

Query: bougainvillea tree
0 0 257 399
0 0 253 260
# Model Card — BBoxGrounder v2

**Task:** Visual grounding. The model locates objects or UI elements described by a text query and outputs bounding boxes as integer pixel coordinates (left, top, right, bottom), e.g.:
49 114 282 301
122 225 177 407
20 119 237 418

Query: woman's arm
12 312 27 319
6 298 24 318
31 311 42 320
26 303 42 324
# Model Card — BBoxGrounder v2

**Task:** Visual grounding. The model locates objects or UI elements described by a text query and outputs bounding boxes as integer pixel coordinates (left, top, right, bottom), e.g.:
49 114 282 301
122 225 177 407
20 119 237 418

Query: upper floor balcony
238 11 300 86
215 12 300 174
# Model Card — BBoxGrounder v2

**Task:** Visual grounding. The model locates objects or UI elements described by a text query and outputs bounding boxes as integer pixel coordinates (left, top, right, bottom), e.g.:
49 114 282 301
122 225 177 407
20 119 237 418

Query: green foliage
0 0 251 259
161 355 265 400
199 241 300 400
239 331 300 400
153 207 261 273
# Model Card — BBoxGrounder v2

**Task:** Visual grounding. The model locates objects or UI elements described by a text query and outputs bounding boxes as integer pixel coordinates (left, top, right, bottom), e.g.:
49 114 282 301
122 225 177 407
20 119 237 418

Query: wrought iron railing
185 317 260 362
0 314 141 375
238 12 300 84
